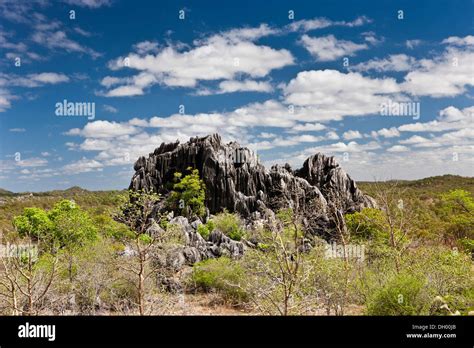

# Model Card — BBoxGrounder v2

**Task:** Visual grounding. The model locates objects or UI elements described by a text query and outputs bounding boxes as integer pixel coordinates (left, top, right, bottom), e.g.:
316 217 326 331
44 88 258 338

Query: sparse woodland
0 174 472 316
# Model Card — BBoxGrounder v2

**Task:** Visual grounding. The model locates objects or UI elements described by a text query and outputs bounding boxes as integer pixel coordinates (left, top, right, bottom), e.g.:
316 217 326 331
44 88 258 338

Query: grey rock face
156 216 245 268
129 134 375 237
295 153 376 213
126 133 378 285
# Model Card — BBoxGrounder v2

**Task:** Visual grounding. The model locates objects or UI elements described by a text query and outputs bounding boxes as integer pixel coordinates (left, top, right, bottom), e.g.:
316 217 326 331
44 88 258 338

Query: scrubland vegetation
0 175 472 316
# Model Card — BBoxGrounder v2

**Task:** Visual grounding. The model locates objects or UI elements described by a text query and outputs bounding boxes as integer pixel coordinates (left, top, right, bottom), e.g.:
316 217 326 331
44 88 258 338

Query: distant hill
1 175 472 197
0 188 15 196
359 175 474 197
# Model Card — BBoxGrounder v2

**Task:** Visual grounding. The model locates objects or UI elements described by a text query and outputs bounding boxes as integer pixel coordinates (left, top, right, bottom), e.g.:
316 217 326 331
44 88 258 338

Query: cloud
0 29 27 52
248 134 325 151
361 31 384 45
325 131 340 140
398 105 473 132
287 16 371 32
401 46 474 97
9 128 26 132
62 0 112 8
16 157 48 168
397 135 442 149
387 145 409 152
300 35 368 61
30 72 69 84
103 104 118 113
351 54 418 72
371 127 400 138
302 140 382 154
0 89 13 112
406 39 422 49
289 123 326 133
258 132 277 139
343 130 363 140
282 69 400 121
73 27 92 37
0 72 69 111
442 35 474 47
32 30 100 58
66 120 139 138
215 24 278 42
133 40 160 54
102 24 293 96
103 85 145 97
196 79 273 95
62 158 104 174
0 72 69 88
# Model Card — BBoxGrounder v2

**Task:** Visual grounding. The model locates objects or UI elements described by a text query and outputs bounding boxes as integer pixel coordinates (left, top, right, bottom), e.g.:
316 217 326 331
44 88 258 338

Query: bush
403 246 473 301
345 208 388 242
367 272 431 315
197 223 210 240
191 257 247 303
212 211 245 241
169 168 206 218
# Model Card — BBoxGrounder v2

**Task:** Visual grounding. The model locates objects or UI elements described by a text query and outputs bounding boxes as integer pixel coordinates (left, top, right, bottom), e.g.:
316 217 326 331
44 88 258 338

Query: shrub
197 220 216 240
366 272 431 315
197 223 210 240
345 208 388 242
169 168 206 218
403 246 473 297
191 257 247 303
212 211 245 241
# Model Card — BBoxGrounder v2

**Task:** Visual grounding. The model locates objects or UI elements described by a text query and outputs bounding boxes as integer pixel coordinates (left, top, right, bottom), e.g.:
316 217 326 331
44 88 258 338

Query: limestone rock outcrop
129 134 375 235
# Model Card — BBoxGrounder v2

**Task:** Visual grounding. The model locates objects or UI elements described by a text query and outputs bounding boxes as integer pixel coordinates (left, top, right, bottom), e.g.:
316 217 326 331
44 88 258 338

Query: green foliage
437 189 474 252
196 220 216 240
403 246 473 297
93 213 132 240
169 168 206 218
13 200 98 251
276 208 304 241
116 190 161 236
346 208 388 242
191 257 247 303
197 223 211 240
138 233 152 244
13 207 53 240
48 200 98 251
366 272 430 315
212 211 245 241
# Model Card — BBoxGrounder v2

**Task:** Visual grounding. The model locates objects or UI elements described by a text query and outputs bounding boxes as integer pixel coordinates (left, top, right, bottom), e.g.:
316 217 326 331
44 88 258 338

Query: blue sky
0 0 473 192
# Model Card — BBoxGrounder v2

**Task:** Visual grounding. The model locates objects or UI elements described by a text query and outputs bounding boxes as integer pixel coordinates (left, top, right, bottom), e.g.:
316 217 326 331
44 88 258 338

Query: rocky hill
129 134 375 238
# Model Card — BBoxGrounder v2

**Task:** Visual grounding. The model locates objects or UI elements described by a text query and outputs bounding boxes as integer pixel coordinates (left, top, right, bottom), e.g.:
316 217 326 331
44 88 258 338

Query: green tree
437 189 474 252
241 208 314 315
13 208 53 243
47 200 98 281
170 168 206 218
115 190 163 315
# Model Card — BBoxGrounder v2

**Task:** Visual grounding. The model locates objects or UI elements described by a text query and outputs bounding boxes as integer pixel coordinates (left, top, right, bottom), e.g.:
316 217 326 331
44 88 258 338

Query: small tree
48 200 98 281
115 190 163 315
1 207 58 315
437 189 474 252
169 168 206 218
359 182 414 272
241 208 315 315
